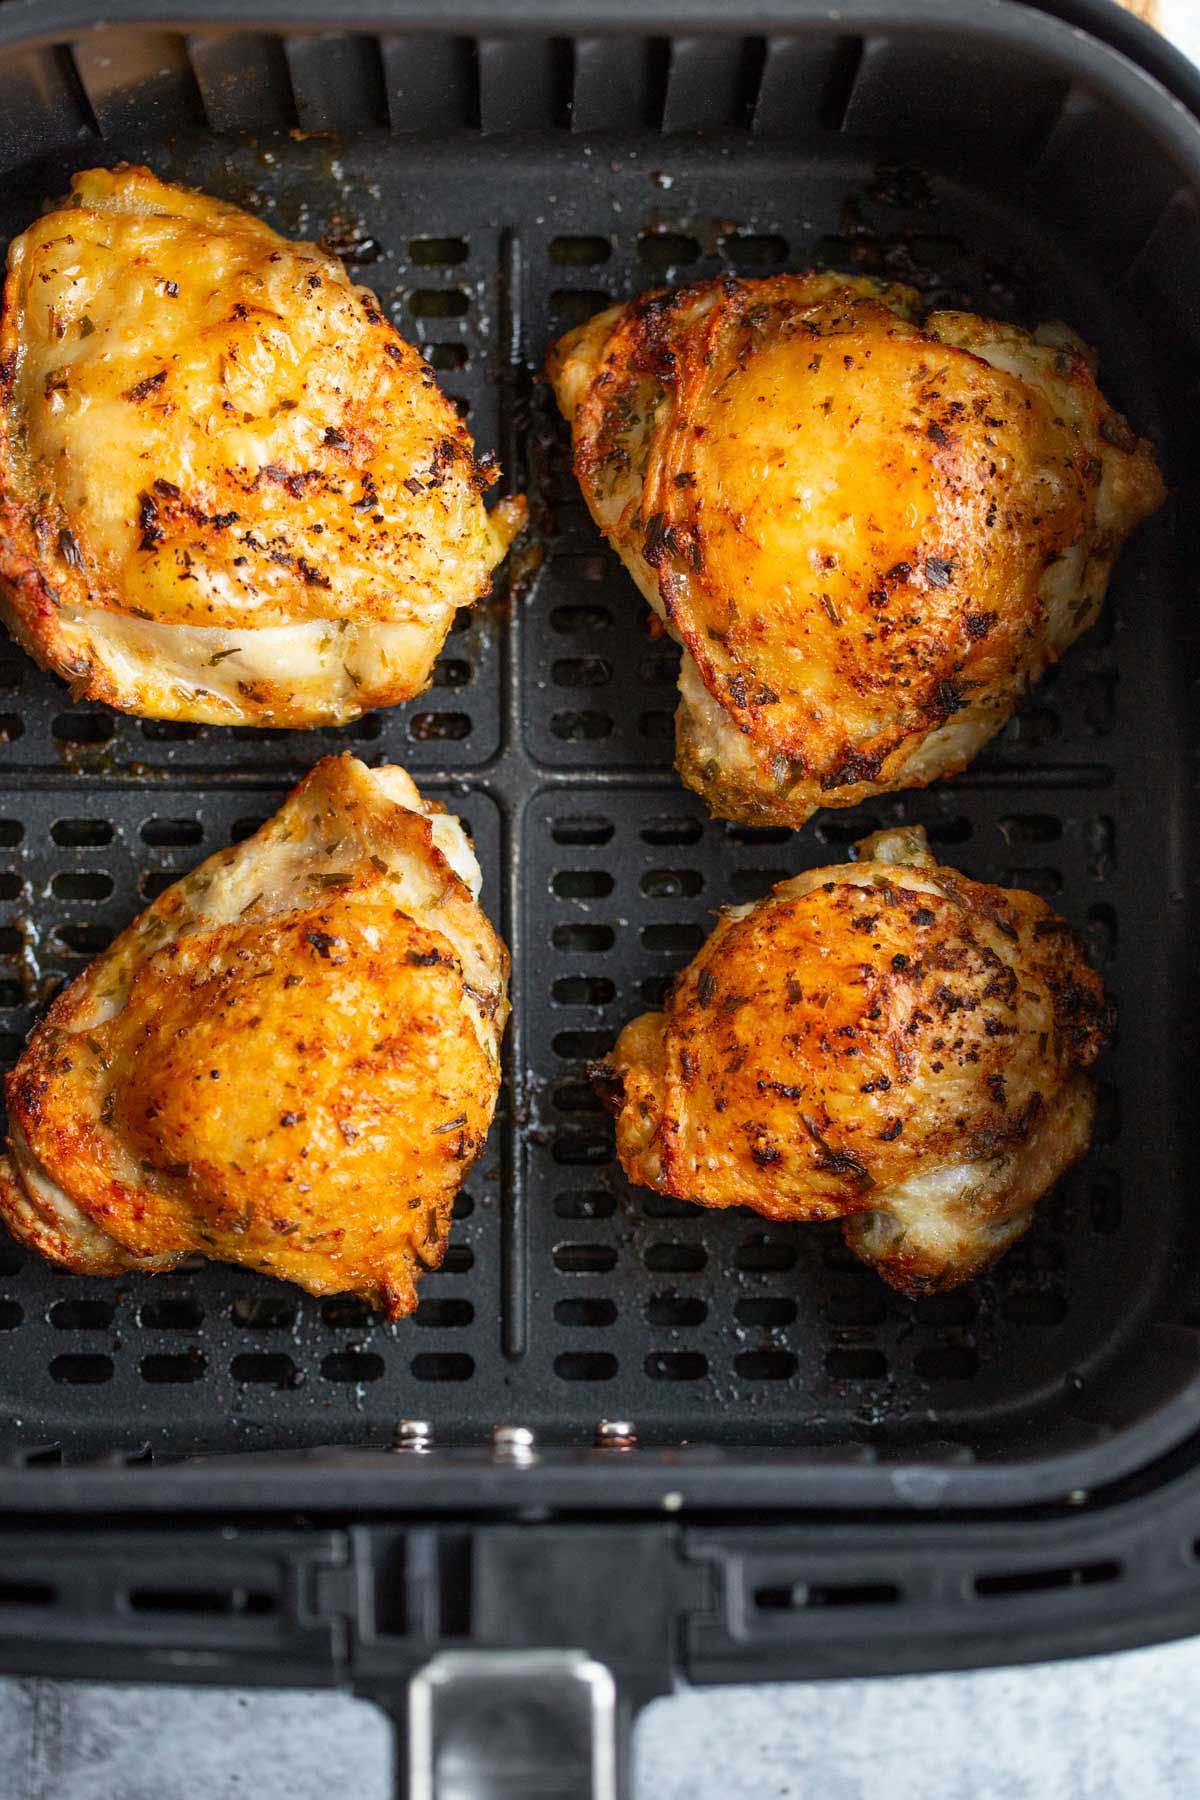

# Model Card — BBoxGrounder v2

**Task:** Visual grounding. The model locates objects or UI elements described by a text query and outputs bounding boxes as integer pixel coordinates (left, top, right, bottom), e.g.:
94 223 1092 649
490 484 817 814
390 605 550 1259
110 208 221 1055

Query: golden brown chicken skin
0 755 508 1318
601 826 1111 1293
0 166 524 726
549 274 1164 827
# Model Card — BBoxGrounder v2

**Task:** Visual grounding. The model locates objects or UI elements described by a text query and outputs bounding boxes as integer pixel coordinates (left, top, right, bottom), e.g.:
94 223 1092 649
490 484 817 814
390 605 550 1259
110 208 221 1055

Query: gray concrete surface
1 1635 1200 1799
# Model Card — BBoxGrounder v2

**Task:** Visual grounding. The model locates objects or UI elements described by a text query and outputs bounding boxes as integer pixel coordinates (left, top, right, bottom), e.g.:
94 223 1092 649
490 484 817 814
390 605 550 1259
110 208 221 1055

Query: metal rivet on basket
492 1424 538 1464
594 1419 637 1450
392 1419 433 1454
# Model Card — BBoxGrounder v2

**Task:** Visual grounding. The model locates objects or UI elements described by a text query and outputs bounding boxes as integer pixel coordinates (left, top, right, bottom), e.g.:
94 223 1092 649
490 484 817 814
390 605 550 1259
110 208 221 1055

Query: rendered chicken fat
600 826 1111 1293
0 166 524 725
0 756 508 1317
549 274 1164 826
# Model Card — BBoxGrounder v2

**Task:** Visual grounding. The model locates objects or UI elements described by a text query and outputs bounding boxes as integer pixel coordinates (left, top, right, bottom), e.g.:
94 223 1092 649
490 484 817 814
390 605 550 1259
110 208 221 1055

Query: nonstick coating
0 54 1194 1466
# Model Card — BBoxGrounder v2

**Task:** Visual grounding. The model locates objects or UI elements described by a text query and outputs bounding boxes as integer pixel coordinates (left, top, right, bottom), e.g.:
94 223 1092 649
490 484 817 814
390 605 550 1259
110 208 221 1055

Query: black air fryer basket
0 0 1198 1787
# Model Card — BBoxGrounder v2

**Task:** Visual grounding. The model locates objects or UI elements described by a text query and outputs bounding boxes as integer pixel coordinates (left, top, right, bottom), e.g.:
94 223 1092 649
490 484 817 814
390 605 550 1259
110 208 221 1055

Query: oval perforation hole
51 871 113 902
231 1353 298 1386
0 873 21 902
0 1031 22 1061
553 1080 606 1115
321 1296 373 1328
821 1291 887 1328
408 287 470 317
49 1298 114 1330
141 720 202 741
141 1352 206 1384
425 342 468 370
817 814 881 845
640 867 702 899
552 869 614 900
143 820 204 846
725 823 791 846
433 657 472 689
0 1300 20 1330
552 922 614 955
638 710 673 740
549 235 612 265
552 975 615 1007
0 980 21 1007
551 815 613 847
321 1351 385 1382
552 1028 612 1059
639 974 674 1007
554 1190 615 1221
825 1347 888 1381
409 236 468 265
641 816 702 847
646 1351 707 1380
549 289 610 329
640 922 704 956
638 231 700 272
231 1296 297 1330
551 604 612 635
644 1243 705 1274
736 1297 796 1327
0 1579 54 1605
410 711 470 741
552 710 612 742
140 872 177 900
552 1129 612 1167
0 717 23 742
736 1239 797 1273
554 1297 617 1328
54 923 111 956
552 656 612 689
554 1243 617 1274
139 1296 203 1331
729 867 786 902
438 1245 475 1275
416 1297 474 1328
722 232 788 266
52 713 113 746
553 1351 617 1381
52 819 111 847
645 1294 706 1328
411 1352 474 1381
735 1349 797 1380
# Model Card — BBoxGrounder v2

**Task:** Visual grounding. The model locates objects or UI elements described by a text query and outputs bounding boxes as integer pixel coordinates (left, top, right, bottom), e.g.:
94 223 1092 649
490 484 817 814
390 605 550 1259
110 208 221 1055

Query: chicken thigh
549 274 1163 826
600 826 1110 1293
0 166 523 726
0 755 508 1317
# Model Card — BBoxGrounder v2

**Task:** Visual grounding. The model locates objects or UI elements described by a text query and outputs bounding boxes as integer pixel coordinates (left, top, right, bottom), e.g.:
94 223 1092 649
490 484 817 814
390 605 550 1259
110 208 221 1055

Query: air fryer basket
0 0 1198 1742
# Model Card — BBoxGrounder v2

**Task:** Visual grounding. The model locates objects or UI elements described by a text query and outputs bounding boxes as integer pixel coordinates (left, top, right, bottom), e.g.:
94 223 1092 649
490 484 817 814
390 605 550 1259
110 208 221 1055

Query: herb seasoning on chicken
599 826 1111 1293
0 167 524 725
549 274 1163 827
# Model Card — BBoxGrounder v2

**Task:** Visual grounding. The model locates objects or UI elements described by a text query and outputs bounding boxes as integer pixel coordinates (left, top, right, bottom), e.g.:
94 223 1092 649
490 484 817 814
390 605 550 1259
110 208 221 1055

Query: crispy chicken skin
0 755 508 1318
601 826 1111 1293
0 167 524 726
548 274 1164 827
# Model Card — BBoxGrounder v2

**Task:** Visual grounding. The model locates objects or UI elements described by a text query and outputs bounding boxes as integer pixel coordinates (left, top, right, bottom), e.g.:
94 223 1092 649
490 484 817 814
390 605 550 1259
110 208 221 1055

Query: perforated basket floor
0 18 1196 1467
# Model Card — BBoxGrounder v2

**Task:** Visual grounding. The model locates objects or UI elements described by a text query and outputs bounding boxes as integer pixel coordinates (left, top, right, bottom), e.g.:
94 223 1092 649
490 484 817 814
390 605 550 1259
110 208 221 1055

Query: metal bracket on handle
409 1648 621 1800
